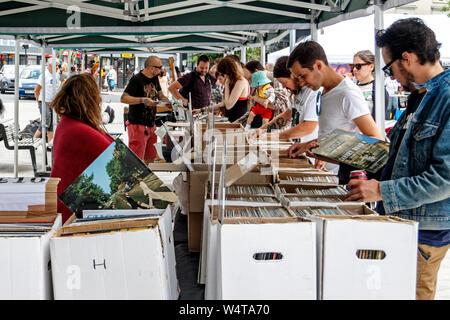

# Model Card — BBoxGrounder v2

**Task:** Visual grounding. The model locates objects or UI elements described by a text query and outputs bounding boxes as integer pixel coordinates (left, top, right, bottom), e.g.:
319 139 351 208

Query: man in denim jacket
345 18 450 300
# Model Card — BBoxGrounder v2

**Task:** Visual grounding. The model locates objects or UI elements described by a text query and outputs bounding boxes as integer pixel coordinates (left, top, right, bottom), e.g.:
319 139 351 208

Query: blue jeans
386 95 399 120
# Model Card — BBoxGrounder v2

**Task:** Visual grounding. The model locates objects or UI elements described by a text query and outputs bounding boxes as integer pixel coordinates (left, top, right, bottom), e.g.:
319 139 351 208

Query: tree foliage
106 141 148 193
61 173 110 215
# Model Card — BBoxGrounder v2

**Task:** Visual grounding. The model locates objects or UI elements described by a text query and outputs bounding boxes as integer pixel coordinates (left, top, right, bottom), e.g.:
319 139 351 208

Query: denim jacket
379 69 450 230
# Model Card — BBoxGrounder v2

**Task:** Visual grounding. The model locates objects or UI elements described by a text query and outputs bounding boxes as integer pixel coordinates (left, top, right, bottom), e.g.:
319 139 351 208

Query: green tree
442 1 450 17
61 173 110 215
106 141 149 193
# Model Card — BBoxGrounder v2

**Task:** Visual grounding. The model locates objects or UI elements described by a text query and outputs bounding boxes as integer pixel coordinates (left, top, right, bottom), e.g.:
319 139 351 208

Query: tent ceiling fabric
0 0 417 50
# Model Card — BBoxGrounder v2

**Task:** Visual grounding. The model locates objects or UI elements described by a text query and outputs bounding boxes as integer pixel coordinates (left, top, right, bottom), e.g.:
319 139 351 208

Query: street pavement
0 89 448 300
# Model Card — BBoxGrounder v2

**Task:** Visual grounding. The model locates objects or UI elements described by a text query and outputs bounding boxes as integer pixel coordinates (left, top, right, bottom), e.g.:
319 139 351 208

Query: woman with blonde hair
197 56 249 122
50 73 114 223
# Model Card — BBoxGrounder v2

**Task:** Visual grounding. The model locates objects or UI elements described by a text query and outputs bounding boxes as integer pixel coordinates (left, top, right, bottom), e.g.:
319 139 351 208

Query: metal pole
310 21 318 41
68 50 72 75
240 46 246 64
40 43 47 172
260 40 266 67
51 48 58 153
81 51 85 72
13 37 20 178
289 30 296 53
374 3 386 137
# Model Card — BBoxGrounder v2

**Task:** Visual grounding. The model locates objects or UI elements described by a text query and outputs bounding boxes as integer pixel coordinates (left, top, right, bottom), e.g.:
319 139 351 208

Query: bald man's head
144 56 163 77
145 56 161 69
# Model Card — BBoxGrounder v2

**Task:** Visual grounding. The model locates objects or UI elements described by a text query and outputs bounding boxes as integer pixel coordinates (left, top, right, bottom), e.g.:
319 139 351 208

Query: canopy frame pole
289 29 296 52
13 36 20 178
374 2 386 137
310 20 318 41
40 41 47 172
240 46 246 64
51 48 58 167
260 39 266 67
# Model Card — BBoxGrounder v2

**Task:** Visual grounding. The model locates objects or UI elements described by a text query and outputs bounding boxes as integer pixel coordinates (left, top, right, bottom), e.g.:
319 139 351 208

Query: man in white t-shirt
384 75 400 119
286 41 382 183
106 66 117 92
34 58 61 144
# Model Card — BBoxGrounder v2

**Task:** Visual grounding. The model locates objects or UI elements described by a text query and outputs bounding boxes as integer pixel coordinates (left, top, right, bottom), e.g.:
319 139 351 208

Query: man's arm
353 114 383 140
120 92 154 107
34 84 41 102
168 80 188 106
279 121 318 140
264 109 292 131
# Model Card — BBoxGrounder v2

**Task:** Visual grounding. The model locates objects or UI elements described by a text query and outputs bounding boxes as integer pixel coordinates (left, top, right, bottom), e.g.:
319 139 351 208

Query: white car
18 65 41 99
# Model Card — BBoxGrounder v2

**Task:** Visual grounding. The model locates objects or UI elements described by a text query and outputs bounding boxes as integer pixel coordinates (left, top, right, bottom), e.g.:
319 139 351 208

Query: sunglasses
382 58 399 77
152 65 163 69
350 63 370 70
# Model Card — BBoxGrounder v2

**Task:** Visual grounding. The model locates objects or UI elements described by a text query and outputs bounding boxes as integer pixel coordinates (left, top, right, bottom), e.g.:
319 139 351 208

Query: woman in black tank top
203 57 249 121
226 97 248 122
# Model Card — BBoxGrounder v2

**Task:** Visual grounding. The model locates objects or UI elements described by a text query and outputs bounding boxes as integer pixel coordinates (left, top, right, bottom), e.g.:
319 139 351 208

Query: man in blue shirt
345 18 450 300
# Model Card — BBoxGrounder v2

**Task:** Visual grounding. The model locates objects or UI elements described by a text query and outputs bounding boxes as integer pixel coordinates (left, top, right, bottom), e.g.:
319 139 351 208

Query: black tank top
226 98 248 123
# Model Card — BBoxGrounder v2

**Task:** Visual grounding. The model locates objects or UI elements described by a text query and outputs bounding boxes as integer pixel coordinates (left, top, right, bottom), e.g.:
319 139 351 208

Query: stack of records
0 177 60 216
0 217 57 237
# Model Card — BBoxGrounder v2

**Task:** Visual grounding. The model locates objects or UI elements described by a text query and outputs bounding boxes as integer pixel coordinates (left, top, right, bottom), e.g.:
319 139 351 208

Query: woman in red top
50 73 114 223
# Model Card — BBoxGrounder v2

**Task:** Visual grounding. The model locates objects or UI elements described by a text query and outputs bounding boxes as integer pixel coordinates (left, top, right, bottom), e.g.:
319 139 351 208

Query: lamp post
22 44 29 65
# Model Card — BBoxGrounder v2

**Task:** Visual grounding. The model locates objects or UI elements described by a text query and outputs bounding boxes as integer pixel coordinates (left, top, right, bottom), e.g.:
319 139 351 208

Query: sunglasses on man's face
350 63 370 70
382 57 399 77
152 65 163 69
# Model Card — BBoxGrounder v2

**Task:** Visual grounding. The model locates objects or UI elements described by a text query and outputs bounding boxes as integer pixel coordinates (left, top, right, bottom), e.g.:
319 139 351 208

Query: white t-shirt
107 68 117 82
384 77 399 96
318 77 371 173
357 80 374 115
38 69 60 103
291 86 319 143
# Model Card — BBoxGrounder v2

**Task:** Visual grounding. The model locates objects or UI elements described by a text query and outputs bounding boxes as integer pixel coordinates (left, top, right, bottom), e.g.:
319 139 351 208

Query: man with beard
169 55 216 110
345 18 450 300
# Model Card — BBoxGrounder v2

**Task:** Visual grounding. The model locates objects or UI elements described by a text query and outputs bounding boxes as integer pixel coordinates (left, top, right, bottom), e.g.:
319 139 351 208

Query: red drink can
350 170 368 180
349 170 368 189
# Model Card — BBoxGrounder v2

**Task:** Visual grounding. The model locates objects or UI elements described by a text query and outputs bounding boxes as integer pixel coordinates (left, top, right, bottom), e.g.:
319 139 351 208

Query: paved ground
1 89 448 300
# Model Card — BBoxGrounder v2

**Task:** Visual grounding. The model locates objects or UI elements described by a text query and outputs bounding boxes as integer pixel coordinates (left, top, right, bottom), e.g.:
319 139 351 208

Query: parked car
0 64 25 93
19 65 41 99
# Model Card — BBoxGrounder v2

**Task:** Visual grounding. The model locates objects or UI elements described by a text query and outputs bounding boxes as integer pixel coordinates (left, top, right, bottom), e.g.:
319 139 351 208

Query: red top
50 116 114 223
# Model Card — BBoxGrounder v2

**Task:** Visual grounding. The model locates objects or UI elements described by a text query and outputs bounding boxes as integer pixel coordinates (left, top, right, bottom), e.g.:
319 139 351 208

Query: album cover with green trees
59 139 177 217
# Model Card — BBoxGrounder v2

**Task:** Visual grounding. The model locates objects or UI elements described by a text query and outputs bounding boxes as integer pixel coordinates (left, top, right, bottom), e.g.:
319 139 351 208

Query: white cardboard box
216 215 317 300
50 207 178 300
199 200 282 286
0 214 62 300
308 215 418 300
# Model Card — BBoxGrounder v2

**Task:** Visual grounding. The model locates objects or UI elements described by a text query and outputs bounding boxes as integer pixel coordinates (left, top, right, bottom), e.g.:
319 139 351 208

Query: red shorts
126 122 158 161
251 103 273 119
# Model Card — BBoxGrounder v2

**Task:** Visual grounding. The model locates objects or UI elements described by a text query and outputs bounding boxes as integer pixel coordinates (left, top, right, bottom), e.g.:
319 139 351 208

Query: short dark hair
197 55 210 64
273 56 291 78
375 18 441 65
287 41 329 70
244 60 264 73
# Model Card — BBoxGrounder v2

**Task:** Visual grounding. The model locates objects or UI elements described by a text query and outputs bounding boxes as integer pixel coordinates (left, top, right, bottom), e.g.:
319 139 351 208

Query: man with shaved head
121 55 171 164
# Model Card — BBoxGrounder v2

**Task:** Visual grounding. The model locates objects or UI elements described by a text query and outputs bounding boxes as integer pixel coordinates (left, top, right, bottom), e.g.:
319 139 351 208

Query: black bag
19 119 41 139
104 105 115 124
